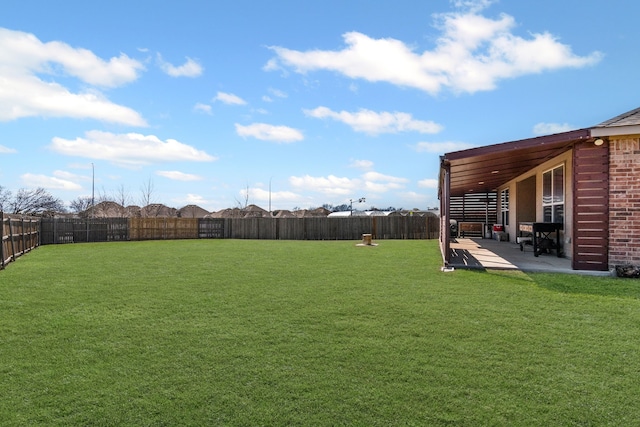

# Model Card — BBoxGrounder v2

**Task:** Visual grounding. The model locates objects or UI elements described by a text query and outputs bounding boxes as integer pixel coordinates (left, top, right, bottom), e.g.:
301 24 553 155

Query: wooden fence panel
371 216 431 240
129 217 199 240
1 213 10 267
1 213 40 269
40 218 129 244
224 218 277 240
199 218 225 238
274 218 303 240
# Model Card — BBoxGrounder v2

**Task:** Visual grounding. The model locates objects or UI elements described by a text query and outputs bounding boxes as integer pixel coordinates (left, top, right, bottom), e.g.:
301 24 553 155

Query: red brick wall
609 135 640 266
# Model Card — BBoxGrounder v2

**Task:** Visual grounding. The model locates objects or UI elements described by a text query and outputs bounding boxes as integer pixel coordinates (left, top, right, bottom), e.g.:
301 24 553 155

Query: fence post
21 218 26 254
0 212 4 269
8 217 15 263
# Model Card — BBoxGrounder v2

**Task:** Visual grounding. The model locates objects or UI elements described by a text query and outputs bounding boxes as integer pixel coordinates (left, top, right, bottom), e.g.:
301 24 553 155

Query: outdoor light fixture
594 138 604 146
349 197 366 216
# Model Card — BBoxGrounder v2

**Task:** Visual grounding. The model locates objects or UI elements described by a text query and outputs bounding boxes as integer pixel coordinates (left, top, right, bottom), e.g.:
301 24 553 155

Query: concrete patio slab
448 238 612 276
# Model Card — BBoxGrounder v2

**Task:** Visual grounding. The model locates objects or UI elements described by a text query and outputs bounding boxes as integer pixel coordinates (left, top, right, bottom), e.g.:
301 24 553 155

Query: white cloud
52 169 88 182
0 28 144 87
363 171 408 192
0 145 17 154
214 91 247 105
533 122 574 135
304 106 443 135
349 159 374 170
50 131 217 167
262 58 280 72
156 170 203 181
251 187 302 203
183 194 208 205
266 7 601 95
398 191 430 207
20 173 82 190
193 103 212 114
289 174 358 196
158 55 203 77
235 123 304 143
0 28 147 126
0 80 147 126
261 88 287 103
268 88 288 98
363 171 407 184
414 141 474 153
289 171 408 196
418 178 439 189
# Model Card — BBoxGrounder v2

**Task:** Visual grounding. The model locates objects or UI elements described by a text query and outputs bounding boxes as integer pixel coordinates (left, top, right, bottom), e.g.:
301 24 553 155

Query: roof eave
591 125 640 137
443 129 591 161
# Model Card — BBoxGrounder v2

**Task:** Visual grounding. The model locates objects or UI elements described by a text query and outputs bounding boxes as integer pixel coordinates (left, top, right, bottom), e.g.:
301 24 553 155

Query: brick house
439 106 640 272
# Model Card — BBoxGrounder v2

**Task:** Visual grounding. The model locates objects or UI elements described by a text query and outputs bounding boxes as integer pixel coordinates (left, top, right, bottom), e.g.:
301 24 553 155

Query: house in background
439 106 640 272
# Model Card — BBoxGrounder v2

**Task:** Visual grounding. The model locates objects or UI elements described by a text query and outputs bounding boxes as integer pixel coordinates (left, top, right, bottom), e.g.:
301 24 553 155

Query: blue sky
1 0 638 212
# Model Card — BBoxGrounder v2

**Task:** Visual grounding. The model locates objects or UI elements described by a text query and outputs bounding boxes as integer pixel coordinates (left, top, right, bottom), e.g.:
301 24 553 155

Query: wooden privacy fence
40 217 129 244
224 216 437 240
39 215 439 244
1 212 40 269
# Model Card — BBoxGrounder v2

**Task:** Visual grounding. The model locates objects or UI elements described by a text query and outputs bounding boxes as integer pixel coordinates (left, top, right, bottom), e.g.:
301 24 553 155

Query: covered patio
438 106 640 274
447 237 610 275
439 125 610 273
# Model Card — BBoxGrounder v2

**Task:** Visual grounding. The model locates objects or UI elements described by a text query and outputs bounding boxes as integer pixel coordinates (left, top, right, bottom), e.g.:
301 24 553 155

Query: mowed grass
1 240 640 426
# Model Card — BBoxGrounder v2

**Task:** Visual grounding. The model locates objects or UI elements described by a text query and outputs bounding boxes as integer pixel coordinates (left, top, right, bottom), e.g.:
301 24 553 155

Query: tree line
0 186 65 216
0 178 159 216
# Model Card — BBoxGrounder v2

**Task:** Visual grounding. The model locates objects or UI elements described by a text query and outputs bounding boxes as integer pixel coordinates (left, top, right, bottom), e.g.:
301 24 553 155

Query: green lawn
1 239 640 426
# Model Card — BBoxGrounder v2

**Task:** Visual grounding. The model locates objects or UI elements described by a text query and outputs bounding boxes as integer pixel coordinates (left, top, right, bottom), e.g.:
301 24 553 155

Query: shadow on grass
529 272 640 299
471 268 640 300
450 240 640 298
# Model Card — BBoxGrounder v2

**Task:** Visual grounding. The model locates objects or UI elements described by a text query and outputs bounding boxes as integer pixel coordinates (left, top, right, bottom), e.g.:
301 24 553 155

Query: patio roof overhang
440 128 593 198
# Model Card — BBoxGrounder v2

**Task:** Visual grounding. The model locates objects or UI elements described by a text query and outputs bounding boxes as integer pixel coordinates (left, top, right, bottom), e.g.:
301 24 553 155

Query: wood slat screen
129 217 199 240
572 142 609 271
449 192 497 227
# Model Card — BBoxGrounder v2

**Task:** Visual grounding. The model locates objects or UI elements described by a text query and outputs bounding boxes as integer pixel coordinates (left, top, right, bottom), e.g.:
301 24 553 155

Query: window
500 188 509 226
542 165 564 223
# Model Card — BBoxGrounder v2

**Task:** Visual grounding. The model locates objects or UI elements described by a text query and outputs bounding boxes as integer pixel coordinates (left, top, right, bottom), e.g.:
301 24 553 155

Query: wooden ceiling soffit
443 129 591 196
